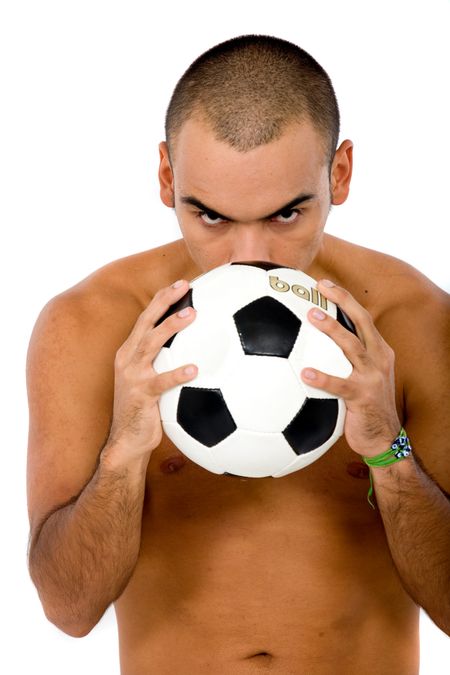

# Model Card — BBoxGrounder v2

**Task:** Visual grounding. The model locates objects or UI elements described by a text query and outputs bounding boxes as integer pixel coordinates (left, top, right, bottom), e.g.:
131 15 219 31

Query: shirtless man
26 35 450 674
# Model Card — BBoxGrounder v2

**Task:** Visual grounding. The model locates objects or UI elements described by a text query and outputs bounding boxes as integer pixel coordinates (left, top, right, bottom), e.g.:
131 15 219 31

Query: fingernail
184 365 196 376
177 307 190 318
311 309 326 321
172 279 184 289
320 279 335 288
302 368 317 380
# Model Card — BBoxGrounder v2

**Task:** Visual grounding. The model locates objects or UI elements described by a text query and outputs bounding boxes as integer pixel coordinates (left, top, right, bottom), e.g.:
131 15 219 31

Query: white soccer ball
153 261 355 478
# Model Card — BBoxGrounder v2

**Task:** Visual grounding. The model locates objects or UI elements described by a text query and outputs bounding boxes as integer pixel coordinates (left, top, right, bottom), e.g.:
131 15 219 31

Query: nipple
346 461 370 480
160 454 187 474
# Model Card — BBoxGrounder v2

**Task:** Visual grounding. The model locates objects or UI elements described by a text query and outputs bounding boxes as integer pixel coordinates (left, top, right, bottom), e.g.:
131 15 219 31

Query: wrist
100 440 152 479
362 428 412 466
368 449 416 478
362 427 413 509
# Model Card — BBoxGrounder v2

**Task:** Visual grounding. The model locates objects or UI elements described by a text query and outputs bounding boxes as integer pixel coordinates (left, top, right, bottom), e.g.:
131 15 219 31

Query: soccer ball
153 261 355 478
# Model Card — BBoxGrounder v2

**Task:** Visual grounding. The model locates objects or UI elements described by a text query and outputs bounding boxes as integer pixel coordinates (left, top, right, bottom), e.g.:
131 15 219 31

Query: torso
116 439 419 674
83 236 422 674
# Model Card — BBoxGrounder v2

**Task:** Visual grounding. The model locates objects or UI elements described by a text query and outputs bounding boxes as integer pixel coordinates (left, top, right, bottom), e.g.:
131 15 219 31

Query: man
26 35 450 674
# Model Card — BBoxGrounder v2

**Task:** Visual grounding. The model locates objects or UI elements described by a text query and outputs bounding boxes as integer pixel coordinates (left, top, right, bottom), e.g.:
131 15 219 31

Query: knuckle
385 343 395 363
132 340 146 366
333 376 350 396
149 286 170 310
164 281 184 298
153 314 180 341
170 308 186 323
152 371 177 396
381 357 394 376
334 287 351 306
175 368 188 384
354 344 369 365
148 315 176 341
375 341 395 374
336 285 348 298
114 346 128 370
147 377 163 399
155 285 169 300
362 310 374 330
165 306 194 330
132 341 148 362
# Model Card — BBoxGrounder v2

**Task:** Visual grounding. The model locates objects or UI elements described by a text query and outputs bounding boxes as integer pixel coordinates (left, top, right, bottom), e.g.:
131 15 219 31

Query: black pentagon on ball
233 296 301 358
336 306 357 335
154 288 194 348
177 386 237 447
283 398 338 455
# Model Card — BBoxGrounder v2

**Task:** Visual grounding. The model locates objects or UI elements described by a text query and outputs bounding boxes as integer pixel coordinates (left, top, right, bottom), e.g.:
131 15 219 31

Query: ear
330 140 353 206
158 141 175 208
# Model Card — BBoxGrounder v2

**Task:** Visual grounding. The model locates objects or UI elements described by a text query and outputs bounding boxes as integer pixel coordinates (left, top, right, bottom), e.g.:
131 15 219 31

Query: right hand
105 279 198 462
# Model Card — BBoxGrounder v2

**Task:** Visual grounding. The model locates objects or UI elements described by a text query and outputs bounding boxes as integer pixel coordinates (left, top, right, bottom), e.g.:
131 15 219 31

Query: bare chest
114 436 419 673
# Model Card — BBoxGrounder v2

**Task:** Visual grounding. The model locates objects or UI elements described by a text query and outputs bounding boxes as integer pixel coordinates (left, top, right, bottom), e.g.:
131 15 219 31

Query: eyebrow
179 192 316 222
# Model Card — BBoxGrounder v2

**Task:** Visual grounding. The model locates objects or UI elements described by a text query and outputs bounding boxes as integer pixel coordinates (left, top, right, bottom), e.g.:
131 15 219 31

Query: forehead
171 117 328 217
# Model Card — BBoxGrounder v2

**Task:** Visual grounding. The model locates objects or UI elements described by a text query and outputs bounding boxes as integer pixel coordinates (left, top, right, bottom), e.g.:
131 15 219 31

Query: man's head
158 35 353 273
165 34 340 172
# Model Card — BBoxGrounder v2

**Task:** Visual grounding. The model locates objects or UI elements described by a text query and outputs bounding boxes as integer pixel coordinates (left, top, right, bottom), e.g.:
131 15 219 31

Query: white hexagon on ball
220 354 306 433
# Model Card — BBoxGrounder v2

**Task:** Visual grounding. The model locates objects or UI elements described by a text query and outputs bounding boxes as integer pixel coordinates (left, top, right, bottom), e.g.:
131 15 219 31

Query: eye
197 210 225 226
272 209 302 224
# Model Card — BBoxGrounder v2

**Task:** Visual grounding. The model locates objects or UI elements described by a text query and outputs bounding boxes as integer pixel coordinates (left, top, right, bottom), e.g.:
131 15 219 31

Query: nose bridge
229 224 271 263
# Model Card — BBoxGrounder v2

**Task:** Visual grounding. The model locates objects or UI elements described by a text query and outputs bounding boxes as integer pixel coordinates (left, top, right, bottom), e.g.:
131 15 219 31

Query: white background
1 0 449 673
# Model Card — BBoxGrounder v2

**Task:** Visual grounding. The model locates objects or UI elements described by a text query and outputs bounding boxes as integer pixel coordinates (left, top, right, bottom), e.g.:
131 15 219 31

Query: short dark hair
165 34 340 171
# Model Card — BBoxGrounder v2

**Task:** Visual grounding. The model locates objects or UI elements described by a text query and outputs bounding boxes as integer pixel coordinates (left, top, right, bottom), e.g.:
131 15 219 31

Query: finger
301 367 356 399
307 307 372 370
129 279 191 347
142 304 197 357
316 280 381 352
150 362 199 397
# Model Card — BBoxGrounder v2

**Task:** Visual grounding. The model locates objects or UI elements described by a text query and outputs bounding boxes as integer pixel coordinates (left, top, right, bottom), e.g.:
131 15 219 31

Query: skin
27 117 450 674
161 116 351 277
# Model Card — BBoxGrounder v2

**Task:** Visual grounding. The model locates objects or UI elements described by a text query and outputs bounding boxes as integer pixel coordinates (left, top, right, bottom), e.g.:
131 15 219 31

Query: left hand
301 279 401 458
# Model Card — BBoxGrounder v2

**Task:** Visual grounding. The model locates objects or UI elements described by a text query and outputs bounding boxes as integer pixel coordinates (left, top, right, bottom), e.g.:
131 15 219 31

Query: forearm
371 454 450 635
28 444 150 637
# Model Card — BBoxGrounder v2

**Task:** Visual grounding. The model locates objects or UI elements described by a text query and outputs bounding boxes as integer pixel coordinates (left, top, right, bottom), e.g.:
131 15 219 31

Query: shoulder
30 238 195 345
26 237 197 450
323 234 448 324
330 236 449 399
360 245 450 356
